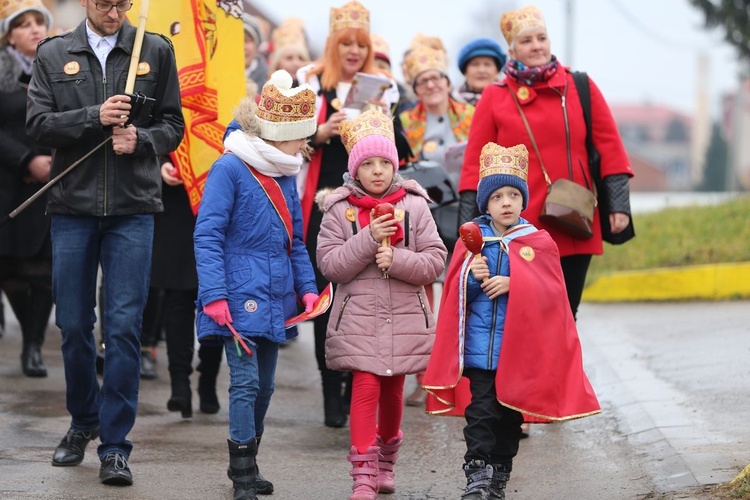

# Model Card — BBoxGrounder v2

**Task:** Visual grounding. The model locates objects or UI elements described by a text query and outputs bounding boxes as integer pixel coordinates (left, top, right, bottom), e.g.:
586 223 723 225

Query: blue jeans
224 336 279 443
50 214 154 459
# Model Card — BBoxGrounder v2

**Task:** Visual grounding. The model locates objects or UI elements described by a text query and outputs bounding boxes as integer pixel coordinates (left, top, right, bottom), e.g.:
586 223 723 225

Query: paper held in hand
284 282 334 329
343 72 392 115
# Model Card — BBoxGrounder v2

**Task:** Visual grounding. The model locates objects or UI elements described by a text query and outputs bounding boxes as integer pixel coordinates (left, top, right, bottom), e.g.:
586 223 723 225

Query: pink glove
302 293 318 313
204 299 232 326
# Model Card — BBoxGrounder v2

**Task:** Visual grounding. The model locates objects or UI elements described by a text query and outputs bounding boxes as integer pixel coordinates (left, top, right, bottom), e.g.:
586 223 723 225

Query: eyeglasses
414 74 447 89
90 1 133 12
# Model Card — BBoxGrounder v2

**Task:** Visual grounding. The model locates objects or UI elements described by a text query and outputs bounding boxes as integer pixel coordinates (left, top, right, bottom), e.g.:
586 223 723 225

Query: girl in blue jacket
194 71 319 500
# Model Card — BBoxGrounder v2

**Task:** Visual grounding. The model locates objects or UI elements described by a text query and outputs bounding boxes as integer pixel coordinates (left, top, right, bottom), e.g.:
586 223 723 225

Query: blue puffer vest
463 215 528 370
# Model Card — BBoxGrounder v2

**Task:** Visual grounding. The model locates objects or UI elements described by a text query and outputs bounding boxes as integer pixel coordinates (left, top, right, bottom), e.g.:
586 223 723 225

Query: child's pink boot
347 446 379 500
375 430 403 493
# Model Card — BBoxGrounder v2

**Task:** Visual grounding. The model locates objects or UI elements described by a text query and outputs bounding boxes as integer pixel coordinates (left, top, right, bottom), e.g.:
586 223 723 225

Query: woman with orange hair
296 0 400 430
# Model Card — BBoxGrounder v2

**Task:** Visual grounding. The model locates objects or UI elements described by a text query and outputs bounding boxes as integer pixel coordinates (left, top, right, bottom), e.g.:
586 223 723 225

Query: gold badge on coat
519 246 535 262
423 140 438 154
345 208 356 222
63 61 80 75
516 86 530 100
136 62 151 75
331 98 343 111
394 209 405 222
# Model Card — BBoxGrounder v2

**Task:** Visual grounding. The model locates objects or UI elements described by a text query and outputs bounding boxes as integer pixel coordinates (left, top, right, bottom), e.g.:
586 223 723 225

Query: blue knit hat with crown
476 143 529 213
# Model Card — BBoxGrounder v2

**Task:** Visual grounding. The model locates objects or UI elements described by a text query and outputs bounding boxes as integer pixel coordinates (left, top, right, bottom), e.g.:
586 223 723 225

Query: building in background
611 104 693 191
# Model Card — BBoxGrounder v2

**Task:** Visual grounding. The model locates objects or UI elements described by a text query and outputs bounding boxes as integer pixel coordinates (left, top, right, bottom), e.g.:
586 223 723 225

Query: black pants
463 368 523 467
560 254 592 320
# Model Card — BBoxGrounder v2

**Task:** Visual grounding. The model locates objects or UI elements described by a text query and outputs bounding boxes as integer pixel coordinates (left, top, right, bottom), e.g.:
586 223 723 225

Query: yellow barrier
583 262 750 302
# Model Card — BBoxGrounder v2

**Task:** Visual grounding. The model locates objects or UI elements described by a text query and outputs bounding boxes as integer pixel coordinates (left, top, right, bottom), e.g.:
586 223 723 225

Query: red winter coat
458 65 633 257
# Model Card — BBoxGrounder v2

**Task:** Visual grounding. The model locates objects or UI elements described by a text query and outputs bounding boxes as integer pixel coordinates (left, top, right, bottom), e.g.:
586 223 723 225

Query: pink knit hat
340 109 399 179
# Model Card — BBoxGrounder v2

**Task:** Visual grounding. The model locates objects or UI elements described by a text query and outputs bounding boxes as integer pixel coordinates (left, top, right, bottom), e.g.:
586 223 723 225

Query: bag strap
571 72 593 163
509 90 552 187
571 72 599 196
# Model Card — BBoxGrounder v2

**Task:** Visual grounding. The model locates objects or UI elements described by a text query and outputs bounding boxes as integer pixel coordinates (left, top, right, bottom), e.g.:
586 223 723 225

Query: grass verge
587 194 750 286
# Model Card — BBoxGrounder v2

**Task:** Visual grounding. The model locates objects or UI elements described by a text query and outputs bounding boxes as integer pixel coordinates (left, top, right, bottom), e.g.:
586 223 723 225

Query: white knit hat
256 70 317 142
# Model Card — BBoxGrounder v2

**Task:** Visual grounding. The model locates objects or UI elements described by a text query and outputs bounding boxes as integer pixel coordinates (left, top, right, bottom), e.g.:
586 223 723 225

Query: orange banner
129 0 246 214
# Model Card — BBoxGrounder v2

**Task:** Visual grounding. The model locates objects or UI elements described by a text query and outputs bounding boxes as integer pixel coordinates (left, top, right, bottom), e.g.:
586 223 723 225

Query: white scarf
223 130 302 177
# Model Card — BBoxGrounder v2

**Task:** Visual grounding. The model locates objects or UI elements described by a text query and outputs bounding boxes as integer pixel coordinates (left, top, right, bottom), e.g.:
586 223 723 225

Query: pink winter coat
316 179 448 376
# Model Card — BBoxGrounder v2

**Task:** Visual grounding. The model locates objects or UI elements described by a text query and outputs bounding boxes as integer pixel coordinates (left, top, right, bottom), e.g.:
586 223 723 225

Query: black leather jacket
26 20 184 216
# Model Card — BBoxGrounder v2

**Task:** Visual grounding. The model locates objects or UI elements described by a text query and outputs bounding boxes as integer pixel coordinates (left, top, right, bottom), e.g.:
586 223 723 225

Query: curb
583 262 750 302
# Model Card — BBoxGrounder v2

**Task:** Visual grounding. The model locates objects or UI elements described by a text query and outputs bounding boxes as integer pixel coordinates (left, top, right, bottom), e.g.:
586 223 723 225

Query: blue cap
457 38 506 75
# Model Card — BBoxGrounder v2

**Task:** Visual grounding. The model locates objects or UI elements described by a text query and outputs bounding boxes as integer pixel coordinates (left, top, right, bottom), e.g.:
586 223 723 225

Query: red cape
422 225 601 423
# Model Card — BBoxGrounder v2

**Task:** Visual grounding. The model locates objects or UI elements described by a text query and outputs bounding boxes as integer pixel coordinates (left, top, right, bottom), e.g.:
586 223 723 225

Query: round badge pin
244 300 258 313
136 62 151 75
517 86 530 100
423 140 438 154
519 246 535 261
331 98 343 111
64 61 80 75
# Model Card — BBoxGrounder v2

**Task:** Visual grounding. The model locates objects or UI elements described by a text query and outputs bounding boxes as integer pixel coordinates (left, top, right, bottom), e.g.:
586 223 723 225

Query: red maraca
374 202 395 278
373 202 395 247
459 222 487 282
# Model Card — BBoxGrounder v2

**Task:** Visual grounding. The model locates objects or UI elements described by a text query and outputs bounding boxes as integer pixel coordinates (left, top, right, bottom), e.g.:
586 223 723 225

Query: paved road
0 298 747 499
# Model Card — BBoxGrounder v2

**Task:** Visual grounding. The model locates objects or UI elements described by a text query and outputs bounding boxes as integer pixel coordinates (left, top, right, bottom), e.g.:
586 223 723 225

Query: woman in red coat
458 5 634 321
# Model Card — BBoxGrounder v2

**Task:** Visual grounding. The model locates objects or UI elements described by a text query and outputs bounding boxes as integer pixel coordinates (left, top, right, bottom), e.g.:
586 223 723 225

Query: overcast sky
254 0 741 118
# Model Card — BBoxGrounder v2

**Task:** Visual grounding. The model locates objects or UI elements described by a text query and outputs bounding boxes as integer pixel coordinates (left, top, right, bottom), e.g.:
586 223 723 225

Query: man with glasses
26 0 184 487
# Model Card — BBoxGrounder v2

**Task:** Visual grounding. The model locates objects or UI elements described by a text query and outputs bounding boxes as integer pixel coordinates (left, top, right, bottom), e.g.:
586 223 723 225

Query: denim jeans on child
224 336 279 443
51 214 154 459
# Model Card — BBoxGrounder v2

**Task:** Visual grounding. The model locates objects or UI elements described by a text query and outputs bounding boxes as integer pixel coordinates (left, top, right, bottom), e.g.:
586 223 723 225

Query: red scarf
347 188 407 246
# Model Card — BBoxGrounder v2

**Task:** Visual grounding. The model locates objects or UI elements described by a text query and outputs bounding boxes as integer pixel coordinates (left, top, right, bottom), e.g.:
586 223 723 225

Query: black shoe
52 426 99 466
99 452 133 486
140 351 157 380
21 344 47 377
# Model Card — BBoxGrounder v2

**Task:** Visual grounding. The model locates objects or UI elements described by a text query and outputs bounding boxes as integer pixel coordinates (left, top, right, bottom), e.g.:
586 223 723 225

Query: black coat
150 182 197 291
0 49 51 259
26 20 185 216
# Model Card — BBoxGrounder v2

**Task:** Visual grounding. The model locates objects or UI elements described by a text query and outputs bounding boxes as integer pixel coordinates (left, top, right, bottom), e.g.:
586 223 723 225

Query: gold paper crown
404 45 448 84
479 143 529 182
370 33 389 60
272 25 306 49
0 0 50 32
408 33 446 53
340 108 395 154
500 5 545 45
279 16 305 30
330 1 369 34
256 71 316 141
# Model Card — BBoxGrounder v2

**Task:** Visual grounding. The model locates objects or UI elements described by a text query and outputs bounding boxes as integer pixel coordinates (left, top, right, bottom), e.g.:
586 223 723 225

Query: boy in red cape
422 142 601 499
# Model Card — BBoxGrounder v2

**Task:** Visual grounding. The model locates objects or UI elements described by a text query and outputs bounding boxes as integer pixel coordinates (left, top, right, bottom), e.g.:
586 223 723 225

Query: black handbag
399 160 460 248
572 72 635 245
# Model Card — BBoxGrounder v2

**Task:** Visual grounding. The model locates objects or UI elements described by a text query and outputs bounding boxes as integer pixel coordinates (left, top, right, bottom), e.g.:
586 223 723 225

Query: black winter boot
254 434 274 494
8 285 52 378
197 344 222 414
461 460 493 499
228 438 258 500
167 376 192 418
488 463 512 499
226 434 273 494
321 369 347 428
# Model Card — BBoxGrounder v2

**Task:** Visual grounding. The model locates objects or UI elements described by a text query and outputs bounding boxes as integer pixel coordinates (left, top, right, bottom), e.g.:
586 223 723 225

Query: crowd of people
0 0 635 499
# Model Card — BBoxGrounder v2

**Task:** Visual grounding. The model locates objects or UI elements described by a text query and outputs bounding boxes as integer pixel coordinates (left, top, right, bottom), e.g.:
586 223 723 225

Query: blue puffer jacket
464 215 529 370
194 122 317 345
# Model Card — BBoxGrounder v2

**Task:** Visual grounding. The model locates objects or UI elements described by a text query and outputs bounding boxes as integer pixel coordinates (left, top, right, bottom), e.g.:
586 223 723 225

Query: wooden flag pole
125 0 151 93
